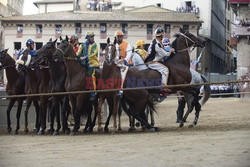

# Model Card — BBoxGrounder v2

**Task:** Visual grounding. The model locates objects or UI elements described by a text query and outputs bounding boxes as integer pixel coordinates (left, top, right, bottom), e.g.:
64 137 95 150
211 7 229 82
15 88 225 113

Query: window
183 25 189 32
17 24 23 33
55 24 62 34
14 42 21 50
121 23 128 39
75 23 82 34
227 19 230 31
36 24 42 38
157 3 161 8
36 24 42 34
35 42 43 50
100 23 107 39
164 24 170 38
16 24 23 38
147 24 153 40
100 23 107 34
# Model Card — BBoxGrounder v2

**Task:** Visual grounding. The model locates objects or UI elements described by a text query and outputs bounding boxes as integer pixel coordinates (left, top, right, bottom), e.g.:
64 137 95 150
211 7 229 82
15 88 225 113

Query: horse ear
3 48 9 54
179 27 184 33
107 37 110 44
53 39 57 45
49 38 52 42
60 36 63 41
66 35 69 42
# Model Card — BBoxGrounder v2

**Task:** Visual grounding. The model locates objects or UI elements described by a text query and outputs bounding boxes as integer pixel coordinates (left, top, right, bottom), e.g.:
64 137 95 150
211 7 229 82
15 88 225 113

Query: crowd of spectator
87 0 112 11
176 5 200 15
210 84 240 98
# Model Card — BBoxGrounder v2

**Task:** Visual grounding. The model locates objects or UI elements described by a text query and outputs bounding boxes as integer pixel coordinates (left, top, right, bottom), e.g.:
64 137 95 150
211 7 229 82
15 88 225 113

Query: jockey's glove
16 59 24 65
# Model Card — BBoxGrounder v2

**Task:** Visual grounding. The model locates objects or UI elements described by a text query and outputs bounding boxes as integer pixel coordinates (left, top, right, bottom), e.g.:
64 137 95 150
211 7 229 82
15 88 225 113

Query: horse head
0 49 10 69
32 39 57 68
178 28 206 48
104 37 119 65
52 36 74 62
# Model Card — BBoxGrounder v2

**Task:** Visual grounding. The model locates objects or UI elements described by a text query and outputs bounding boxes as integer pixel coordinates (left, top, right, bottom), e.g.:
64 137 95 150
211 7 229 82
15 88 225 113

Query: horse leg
6 98 16 133
189 94 201 128
104 98 113 133
48 100 55 135
53 99 61 135
71 95 85 135
112 94 118 131
33 100 40 133
38 98 48 135
89 99 99 133
24 98 32 133
150 106 155 127
97 95 105 132
13 98 23 135
117 99 122 131
176 97 185 123
62 96 70 134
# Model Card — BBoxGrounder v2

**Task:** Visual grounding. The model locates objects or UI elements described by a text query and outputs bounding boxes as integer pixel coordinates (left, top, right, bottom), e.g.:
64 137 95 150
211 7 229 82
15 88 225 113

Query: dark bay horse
102 28 206 130
18 49 41 134
52 39 100 135
0 49 25 134
33 39 71 135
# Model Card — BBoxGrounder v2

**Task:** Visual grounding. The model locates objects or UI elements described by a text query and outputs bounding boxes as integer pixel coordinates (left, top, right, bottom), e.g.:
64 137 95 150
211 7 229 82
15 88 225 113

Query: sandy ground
0 98 250 167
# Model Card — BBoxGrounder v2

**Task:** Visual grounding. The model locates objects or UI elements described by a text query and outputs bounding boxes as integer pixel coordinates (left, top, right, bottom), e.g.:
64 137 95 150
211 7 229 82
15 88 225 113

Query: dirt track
0 98 250 167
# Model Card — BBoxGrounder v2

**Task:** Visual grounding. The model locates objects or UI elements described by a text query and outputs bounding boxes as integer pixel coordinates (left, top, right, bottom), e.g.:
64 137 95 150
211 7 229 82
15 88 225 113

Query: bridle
176 31 197 53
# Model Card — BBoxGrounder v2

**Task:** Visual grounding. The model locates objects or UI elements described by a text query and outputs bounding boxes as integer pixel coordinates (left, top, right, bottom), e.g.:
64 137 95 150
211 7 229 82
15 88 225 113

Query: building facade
229 0 250 78
33 0 74 14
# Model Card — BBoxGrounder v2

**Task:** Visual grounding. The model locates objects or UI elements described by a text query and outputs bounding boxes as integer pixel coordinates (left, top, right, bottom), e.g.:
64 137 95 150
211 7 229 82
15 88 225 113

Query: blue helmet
26 39 34 47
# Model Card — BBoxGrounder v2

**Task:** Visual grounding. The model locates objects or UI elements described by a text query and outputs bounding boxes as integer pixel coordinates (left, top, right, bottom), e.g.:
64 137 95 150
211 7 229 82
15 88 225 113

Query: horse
102 28 206 130
0 49 26 134
17 48 41 134
32 38 71 135
99 38 157 132
176 69 211 127
52 38 100 135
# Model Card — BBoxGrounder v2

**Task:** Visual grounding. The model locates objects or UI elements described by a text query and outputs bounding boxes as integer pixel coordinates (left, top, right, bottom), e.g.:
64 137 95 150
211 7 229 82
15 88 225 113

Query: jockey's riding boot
90 93 96 101
161 83 171 93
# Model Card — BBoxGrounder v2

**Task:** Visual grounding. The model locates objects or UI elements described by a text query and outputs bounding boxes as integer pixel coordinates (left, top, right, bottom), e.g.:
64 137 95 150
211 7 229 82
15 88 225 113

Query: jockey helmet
155 28 164 37
26 39 34 47
163 38 170 44
69 34 78 42
85 32 95 39
114 30 124 37
136 40 145 48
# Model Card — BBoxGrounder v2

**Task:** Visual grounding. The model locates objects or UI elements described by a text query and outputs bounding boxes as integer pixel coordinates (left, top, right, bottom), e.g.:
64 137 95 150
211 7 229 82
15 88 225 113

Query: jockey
69 34 79 52
114 30 132 65
135 40 147 60
16 39 36 68
114 30 132 96
76 32 99 101
146 28 175 92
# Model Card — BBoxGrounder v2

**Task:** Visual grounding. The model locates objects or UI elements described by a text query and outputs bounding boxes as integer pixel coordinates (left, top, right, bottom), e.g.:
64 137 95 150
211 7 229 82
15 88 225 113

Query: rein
176 32 196 53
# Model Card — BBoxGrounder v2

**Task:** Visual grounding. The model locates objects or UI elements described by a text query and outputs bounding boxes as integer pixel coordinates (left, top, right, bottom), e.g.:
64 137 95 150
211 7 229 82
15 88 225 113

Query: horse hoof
154 127 160 131
179 123 184 127
53 131 59 136
47 128 55 134
188 124 194 128
37 130 44 135
70 131 77 136
149 128 156 132
24 129 29 133
128 128 136 132
104 127 109 133
117 127 122 131
141 127 147 131
13 130 18 135
135 122 141 127
98 127 103 133
7 127 12 133
83 129 88 134
88 128 93 133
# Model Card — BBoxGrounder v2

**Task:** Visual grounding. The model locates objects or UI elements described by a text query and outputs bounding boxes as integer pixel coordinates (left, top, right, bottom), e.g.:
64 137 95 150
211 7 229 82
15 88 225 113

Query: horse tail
199 75 211 106
147 95 157 114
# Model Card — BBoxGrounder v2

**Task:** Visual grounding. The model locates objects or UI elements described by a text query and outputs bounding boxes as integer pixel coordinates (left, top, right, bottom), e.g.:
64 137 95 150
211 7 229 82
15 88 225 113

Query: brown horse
102 28 206 130
0 49 26 134
52 39 100 135
32 39 71 135
18 49 41 134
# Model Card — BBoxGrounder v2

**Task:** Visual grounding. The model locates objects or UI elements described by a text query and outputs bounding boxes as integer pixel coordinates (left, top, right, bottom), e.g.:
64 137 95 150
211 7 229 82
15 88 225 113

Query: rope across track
0 80 250 99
